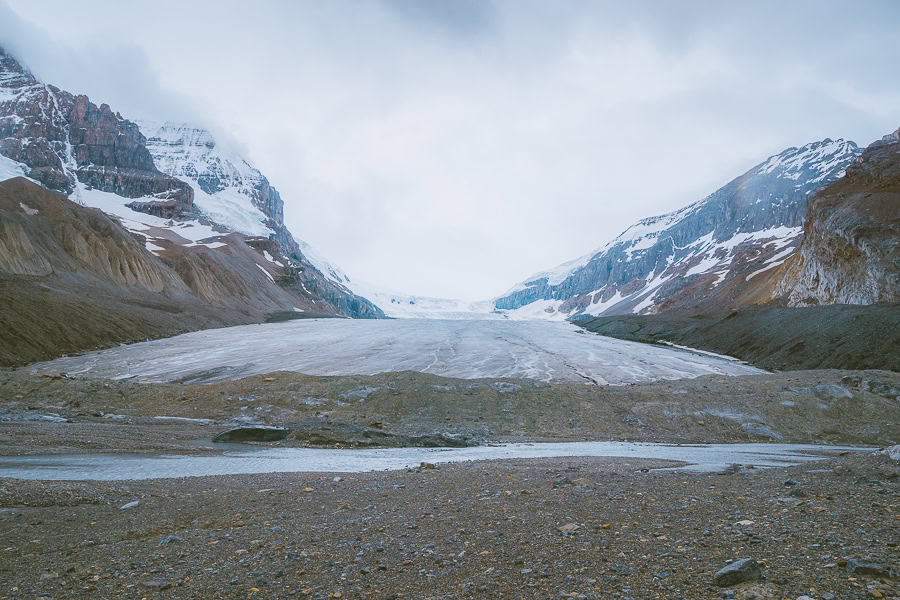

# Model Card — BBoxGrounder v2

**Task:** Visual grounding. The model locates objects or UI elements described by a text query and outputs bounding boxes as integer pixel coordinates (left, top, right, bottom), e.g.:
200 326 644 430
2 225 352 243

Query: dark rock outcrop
212 427 291 443
779 126 900 306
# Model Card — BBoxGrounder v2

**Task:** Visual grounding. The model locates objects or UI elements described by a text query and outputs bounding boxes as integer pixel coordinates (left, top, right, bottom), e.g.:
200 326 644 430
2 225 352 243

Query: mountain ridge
493 137 863 319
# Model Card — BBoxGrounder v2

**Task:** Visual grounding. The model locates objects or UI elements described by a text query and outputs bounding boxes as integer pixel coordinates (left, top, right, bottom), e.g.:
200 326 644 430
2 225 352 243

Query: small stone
558 523 580 534
553 476 573 487
119 501 140 511
420 462 436 470
159 535 183 545
333 477 343 483
713 558 761 587
140 580 174 590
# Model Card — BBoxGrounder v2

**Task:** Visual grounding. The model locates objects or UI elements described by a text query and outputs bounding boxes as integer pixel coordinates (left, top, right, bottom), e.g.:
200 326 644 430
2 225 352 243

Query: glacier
30 318 763 385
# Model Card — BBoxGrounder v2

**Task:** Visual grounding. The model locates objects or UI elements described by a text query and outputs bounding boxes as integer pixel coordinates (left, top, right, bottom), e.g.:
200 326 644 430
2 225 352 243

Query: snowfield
31 319 763 384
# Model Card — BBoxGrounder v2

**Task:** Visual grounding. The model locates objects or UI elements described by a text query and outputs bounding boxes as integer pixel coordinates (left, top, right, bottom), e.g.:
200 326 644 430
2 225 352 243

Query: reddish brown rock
0 46 192 213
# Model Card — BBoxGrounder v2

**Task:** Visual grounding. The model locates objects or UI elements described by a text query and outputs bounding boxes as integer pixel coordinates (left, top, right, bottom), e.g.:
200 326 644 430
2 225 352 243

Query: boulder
714 558 762 587
212 426 291 443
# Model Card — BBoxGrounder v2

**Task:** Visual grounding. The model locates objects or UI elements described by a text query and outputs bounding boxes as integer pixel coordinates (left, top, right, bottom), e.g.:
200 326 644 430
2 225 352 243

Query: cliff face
778 127 900 306
0 46 193 216
495 139 862 319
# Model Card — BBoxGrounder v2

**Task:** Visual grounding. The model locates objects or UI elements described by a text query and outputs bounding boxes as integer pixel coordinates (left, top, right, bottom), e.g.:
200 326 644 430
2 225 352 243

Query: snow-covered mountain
494 138 863 319
136 120 277 237
0 42 383 319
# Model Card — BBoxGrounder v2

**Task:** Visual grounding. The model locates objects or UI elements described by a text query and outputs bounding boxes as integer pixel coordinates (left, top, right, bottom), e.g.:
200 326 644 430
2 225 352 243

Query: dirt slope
0 178 336 366
575 304 900 372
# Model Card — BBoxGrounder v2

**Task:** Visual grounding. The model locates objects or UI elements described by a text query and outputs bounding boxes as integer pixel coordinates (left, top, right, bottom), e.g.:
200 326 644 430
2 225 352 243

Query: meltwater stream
0 442 870 481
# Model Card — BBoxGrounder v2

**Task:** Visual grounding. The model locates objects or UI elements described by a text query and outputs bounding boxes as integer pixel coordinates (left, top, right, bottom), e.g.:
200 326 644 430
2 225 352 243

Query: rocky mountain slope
0 44 383 337
576 304 900 372
0 47 191 215
134 120 383 318
494 139 862 319
0 177 297 366
778 126 900 305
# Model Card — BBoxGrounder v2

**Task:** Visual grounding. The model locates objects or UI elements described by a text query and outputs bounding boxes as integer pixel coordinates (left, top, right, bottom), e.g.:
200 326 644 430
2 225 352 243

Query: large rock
212 426 292 443
846 559 893 579
713 558 762 587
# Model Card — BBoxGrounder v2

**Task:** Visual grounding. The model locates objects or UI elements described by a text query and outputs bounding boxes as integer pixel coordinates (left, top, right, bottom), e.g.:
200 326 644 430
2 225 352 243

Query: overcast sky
2 1 899 300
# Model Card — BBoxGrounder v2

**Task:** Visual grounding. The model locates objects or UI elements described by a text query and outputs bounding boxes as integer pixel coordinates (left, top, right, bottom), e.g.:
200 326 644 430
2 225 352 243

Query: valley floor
2 321 898 599
1 452 897 599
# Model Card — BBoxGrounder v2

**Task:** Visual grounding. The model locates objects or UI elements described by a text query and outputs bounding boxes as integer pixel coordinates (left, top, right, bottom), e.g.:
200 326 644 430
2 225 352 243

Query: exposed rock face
779 127 900 306
495 139 861 318
0 46 192 215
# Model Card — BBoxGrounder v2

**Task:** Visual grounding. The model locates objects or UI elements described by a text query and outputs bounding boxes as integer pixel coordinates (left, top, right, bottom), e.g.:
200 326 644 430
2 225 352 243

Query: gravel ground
1 452 898 600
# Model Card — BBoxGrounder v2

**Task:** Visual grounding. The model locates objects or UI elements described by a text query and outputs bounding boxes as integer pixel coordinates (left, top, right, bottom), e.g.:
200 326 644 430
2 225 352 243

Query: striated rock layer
779 127 900 306
0 177 353 366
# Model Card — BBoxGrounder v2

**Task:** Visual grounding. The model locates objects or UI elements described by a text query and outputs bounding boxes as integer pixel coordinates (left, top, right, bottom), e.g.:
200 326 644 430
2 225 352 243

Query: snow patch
255 264 275 282
145 241 165 254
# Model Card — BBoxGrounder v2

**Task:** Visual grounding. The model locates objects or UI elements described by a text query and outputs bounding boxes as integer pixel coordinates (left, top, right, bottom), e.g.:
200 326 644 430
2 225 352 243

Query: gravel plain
1 452 898 600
